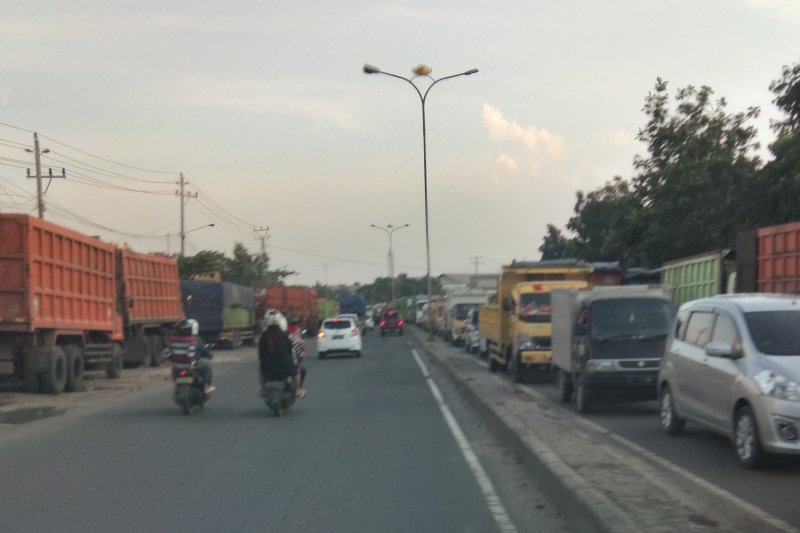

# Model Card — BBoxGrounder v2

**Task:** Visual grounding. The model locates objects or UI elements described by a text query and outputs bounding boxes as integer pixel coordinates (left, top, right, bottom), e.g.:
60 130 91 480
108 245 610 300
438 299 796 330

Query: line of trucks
470 219 800 412
0 214 318 395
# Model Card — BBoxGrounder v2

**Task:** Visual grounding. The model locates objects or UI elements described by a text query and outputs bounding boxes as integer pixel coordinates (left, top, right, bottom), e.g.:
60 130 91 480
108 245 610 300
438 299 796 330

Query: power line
42 151 175 184
0 122 33 134
192 183 259 228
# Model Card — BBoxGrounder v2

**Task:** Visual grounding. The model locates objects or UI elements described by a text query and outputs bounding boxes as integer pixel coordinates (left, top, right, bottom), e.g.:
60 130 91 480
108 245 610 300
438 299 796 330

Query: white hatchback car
317 317 362 358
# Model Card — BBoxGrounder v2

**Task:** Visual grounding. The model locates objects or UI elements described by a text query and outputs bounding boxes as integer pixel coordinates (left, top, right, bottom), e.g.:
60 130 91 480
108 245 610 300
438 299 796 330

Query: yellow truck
479 260 590 382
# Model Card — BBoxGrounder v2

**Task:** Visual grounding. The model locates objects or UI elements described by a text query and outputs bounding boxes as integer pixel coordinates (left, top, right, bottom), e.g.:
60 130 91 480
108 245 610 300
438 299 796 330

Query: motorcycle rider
286 316 307 395
258 310 301 398
166 318 215 396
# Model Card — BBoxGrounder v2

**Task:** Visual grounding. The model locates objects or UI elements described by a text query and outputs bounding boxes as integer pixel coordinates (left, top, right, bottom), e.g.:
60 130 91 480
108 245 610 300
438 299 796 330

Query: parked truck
551 285 674 413
736 221 800 294
479 259 591 382
255 284 318 334
180 280 255 349
661 250 736 307
0 214 124 394
117 248 183 367
443 287 489 345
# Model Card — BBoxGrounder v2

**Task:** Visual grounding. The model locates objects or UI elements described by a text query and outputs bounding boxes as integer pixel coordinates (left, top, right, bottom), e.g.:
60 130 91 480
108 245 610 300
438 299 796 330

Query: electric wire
43 151 176 184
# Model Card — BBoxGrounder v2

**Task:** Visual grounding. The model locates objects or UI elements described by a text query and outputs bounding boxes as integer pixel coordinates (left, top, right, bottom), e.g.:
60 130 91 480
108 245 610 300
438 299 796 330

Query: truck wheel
512 355 526 383
25 366 42 393
64 345 85 392
557 370 574 403
232 331 243 350
106 344 123 379
575 382 592 414
41 346 67 395
149 335 164 367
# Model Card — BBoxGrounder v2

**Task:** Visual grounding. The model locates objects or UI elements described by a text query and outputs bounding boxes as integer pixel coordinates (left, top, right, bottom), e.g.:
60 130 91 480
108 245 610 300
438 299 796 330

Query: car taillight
351 328 359 337
380 321 386 327
178 369 188 377
317 331 325 338
399 320 404 326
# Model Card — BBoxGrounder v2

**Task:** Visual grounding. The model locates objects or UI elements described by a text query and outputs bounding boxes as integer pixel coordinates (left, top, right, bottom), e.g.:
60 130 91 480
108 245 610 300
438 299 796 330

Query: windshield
518 293 551 323
590 298 673 341
453 304 478 320
745 310 800 355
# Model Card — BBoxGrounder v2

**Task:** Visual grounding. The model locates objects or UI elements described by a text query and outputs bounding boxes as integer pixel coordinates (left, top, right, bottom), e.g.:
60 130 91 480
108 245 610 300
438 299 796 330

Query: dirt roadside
0 366 172 427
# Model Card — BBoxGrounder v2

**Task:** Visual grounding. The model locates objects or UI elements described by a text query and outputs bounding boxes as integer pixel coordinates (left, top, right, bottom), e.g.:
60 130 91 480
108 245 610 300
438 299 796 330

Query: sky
1 0 798 287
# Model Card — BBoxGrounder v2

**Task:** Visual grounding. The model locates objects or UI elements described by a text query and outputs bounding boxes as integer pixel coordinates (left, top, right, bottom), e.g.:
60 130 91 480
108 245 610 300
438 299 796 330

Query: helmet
177 318 199 336
263 309 287 332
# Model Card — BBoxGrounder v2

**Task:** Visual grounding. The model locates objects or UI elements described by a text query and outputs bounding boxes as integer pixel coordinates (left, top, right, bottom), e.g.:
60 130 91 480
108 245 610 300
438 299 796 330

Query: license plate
175 377 193 384
333 335 344 340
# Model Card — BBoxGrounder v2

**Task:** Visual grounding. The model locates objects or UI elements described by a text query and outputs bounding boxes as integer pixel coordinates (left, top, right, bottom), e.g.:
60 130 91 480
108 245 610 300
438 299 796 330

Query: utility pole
254 226 270 255
25 132 64 219
176 173 197 256
470 255 484 288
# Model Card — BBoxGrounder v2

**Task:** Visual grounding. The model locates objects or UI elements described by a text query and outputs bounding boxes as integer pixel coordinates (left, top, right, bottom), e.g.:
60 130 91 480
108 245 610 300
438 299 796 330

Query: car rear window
324 320 352 330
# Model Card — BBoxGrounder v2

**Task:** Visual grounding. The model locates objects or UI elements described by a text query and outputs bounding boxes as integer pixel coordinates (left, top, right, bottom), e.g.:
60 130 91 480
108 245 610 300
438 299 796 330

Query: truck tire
489 355 500 373
25 366 42 394
575 382 592 414
41 346 67 395
512 354 526 383
557 370 573 403
106 343 123 379
64 345 85 392
149 335 164 367
232 330 243 350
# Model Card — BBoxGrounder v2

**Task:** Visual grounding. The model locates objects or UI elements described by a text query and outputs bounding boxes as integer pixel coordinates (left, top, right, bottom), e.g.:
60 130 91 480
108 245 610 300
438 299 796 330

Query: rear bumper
520 350 551 366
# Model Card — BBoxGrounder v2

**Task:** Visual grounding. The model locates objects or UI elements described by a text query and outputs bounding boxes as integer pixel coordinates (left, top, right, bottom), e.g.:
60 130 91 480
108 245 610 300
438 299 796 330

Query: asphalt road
454 342 800 528
0 333 568 533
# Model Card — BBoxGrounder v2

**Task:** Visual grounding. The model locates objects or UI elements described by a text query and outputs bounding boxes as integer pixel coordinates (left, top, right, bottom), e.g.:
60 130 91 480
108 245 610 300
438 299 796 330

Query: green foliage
177 243 296 287
356 274 441 304
541 72 772 267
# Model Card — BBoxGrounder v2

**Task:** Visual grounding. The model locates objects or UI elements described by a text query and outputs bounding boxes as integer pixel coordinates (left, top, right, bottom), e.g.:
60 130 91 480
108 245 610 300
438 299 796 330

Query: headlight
754 370 800 402
585 360 618 372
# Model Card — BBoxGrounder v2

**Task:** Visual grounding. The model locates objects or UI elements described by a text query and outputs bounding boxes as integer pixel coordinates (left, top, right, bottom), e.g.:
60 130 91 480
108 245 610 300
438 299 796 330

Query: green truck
661 250 736 307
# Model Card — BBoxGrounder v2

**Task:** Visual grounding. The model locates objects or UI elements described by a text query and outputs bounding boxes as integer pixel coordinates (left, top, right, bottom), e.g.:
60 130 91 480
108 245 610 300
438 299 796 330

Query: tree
565 177 641 264
177 243 295 287
538 224 569 260
632 79 762 264
759 59 800 225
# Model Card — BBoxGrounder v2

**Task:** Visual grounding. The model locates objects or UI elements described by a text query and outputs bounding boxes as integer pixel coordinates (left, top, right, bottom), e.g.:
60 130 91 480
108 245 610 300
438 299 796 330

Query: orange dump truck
117 248 183 367
0 214 124 393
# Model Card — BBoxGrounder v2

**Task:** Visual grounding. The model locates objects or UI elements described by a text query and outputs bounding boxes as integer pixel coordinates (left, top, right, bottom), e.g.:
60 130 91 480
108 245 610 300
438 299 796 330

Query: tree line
540 59 800 268
177 242 294 287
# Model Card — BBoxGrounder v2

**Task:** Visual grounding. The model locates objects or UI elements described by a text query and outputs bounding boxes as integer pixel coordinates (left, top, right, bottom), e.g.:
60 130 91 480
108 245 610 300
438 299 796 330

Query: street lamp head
363 63 381 74
412 64 432 76
464 68 479 76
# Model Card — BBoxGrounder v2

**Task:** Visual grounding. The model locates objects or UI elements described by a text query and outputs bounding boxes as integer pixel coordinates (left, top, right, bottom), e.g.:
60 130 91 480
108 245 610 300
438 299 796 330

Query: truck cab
480 260 591 383
552 286 674 413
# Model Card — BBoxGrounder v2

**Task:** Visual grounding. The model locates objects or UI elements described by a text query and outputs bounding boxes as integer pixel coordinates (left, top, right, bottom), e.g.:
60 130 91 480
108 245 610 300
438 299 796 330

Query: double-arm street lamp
363 63 478 336
370 223 409 302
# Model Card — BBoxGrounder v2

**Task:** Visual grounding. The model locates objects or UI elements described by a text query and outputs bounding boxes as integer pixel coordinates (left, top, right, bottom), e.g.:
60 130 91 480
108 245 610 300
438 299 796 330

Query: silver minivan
659 294 800 468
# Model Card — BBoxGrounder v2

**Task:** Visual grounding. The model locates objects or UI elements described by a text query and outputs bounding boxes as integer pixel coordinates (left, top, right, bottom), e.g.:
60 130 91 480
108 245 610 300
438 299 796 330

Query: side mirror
705 340 740 359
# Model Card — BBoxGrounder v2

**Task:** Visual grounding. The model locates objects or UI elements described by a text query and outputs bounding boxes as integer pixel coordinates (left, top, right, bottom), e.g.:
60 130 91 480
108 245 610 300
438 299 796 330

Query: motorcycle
172 362 209 415
264 378 296 417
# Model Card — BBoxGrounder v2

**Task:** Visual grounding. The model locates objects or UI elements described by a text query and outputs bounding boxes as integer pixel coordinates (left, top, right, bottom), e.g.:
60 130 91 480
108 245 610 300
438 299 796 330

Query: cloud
496 154 518 174
169 78 356 130
482 104 565 156
155 14 245 32
743 0 800 19
604 129 632 147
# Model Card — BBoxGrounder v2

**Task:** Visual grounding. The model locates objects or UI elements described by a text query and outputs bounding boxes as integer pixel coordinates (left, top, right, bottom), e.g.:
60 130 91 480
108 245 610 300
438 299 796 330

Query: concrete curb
410 331 637 533
408 327 795 533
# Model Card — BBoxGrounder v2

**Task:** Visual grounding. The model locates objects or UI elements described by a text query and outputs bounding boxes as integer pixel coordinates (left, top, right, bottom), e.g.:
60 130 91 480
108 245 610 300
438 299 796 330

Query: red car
380 310 404 336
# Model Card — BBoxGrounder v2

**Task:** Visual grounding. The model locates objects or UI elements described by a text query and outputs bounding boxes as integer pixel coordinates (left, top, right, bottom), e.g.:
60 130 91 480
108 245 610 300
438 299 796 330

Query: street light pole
371 223 409 302
364 63 478 337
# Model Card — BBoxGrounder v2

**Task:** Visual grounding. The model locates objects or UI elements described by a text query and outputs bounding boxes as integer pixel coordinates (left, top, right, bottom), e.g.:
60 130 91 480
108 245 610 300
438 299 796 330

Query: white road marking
411 349 518 533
